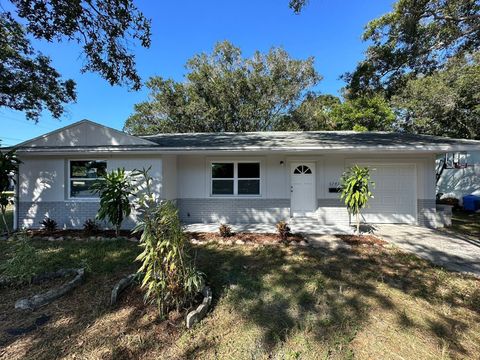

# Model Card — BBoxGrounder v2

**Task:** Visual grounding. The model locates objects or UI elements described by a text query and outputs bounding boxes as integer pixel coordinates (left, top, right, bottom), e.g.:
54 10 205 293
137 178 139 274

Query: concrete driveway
375 224 480 276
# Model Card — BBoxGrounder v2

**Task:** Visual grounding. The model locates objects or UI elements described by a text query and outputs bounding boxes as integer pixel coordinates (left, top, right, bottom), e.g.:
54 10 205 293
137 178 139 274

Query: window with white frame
69 160 107 198
211 162 260 196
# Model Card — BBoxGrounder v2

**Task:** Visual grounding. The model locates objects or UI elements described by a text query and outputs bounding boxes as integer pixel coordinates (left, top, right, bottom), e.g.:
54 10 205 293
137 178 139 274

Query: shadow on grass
0 239 479 359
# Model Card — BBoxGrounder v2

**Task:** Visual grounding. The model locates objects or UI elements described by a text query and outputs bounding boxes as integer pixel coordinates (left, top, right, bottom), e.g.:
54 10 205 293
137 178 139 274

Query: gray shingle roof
139 131 480 150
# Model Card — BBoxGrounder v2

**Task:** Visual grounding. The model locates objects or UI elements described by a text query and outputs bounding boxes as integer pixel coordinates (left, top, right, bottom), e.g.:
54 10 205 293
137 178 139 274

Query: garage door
362 164 417 224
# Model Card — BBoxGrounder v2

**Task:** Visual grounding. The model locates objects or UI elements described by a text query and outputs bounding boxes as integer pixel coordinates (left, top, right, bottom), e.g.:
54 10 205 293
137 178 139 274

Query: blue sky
1 0 394 146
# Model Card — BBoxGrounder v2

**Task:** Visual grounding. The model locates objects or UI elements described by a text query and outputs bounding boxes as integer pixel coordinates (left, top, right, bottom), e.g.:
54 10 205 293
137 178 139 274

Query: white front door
290 162 316 217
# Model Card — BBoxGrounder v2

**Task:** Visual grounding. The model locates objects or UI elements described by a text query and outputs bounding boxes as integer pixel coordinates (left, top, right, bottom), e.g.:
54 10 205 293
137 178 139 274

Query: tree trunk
1 209 9 236
356 212 360 236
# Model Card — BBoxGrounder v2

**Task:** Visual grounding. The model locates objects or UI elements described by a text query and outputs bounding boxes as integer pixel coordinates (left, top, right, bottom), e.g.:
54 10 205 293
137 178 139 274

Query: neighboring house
437 151 480 202
4 119 480 230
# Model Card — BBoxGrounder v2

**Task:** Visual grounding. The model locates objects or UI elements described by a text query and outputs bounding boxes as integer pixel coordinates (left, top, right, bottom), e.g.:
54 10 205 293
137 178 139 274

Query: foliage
218 224 233 238
345 0 480 98
392 53 480 139
0 147 20 235
83 219 100 235
124 40 320 134
276 220 291 241
0 234 40 283
1 0 151 120
135 199 204 317
277 94 395 132
40 217 57 233
91 168 135 237
340 165 375 235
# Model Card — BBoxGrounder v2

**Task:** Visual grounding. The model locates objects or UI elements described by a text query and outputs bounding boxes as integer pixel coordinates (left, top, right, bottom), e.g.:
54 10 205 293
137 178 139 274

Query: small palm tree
340 165 375 235
91 168 135 236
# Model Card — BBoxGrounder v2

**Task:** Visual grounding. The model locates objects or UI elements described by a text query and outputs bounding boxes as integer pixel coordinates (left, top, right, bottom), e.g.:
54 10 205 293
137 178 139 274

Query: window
69 160 107 198
293 165 312 174
211 162 260 196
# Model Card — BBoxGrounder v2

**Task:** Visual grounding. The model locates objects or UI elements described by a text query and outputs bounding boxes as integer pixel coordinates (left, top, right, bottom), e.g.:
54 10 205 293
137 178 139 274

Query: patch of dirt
189 231 304 244
336 234 387 247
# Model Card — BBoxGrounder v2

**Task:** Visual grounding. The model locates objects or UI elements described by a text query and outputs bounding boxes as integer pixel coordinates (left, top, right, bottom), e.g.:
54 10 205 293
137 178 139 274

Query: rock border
110 274 137 306
186 286 213 329
15 268 85 310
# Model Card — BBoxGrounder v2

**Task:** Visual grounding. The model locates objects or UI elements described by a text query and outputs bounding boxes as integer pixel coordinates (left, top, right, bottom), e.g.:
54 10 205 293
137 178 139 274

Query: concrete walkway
375 224 480 276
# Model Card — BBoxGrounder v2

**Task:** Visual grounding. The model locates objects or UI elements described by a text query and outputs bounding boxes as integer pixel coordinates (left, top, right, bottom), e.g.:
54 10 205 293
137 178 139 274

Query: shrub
276 220 291 241
40 217 57 233
219 224 233 238
134 169 204 317
91 168 135 236
0 234 40 283
340 165 374 235
437 197 460 209
83 219 100 235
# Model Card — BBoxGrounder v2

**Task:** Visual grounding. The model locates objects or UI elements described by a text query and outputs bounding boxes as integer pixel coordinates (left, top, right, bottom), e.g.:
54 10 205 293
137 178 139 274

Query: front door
290 162 316 217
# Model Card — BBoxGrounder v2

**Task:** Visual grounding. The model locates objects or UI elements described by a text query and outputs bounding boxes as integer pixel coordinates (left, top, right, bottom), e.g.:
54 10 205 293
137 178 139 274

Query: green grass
0 239 479 359
450 210 480 238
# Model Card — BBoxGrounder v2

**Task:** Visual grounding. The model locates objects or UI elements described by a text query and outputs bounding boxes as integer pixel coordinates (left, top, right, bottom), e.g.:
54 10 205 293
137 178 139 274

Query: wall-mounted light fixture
280 161 285 166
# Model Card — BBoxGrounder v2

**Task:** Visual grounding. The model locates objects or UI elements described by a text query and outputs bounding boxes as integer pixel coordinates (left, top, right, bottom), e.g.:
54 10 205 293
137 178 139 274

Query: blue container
463 195 480 212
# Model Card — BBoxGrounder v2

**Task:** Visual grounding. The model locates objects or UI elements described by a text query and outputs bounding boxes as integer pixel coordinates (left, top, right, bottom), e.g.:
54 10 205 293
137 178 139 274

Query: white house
5 119 480 230
437 151 480 202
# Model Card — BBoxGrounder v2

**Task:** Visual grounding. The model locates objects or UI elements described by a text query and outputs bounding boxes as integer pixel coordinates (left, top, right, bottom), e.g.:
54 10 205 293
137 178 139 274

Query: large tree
1 0 151 121
344 0 480 98
392 53 480 139
124 41 320 134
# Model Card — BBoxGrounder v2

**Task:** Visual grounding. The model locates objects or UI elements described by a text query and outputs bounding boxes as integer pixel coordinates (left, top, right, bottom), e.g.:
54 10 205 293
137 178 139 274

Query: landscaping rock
186 286 212 329
299 240 308 247
235 239 245 245
15 268 85 310
128 237 138 242
111 274 136 306
47 236 55 241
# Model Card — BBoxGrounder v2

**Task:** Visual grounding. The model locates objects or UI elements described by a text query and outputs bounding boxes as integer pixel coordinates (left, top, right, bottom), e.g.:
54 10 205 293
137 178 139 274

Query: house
5 119 480 231
437 151 480 203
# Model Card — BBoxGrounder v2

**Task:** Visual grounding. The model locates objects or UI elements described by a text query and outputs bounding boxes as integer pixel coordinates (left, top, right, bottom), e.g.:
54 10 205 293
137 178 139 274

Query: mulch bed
336 234 387 247
24 229 140 239
188 232 304 245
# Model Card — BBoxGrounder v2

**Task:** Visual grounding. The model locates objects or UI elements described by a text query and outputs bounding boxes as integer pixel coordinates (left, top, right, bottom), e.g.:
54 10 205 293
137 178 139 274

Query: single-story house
5 119 480 231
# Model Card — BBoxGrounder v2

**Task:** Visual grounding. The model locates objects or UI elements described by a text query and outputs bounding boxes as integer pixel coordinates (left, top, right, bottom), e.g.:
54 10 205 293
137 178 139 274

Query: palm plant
340 165 375 235
0 148 21 235
91 168 135 236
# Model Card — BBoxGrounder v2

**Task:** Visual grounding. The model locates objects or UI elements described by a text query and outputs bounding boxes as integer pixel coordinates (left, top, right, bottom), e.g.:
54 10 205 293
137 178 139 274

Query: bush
40 217 57 233
219 224 233 238
437 197 460 209
276 221 291 241
83 219 100 235
0 234 40 283
134 169 204 317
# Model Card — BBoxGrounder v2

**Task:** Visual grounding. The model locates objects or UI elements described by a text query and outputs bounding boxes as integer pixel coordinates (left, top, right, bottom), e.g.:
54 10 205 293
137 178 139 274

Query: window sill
64 198 101 203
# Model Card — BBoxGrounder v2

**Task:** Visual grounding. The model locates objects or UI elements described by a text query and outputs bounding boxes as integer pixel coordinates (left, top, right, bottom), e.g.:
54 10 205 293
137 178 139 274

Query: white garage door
362 164 417 224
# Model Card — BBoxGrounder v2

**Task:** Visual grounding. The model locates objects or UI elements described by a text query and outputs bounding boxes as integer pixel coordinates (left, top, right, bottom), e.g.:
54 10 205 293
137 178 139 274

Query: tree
0 147 21 235
91 168 135 236
344 0 480 98
124 41 321 134
330 95 396 131
392 53 480 139
277 94 395 132
1 0 151 121
340 165 375 235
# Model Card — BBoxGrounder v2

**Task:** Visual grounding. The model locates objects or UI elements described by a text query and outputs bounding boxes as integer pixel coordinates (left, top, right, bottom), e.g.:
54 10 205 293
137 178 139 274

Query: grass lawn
0 237 479 359
450 210 480 238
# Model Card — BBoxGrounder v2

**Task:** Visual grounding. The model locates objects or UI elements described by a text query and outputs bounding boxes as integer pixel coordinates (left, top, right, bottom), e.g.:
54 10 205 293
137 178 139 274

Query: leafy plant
83 219 100 235
276 221 291 241
218 224 233 238
0 148 21 235
0 233 40 283
91 168 135 236
134 168 204 317
40 217 57 233
340 165 375 235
